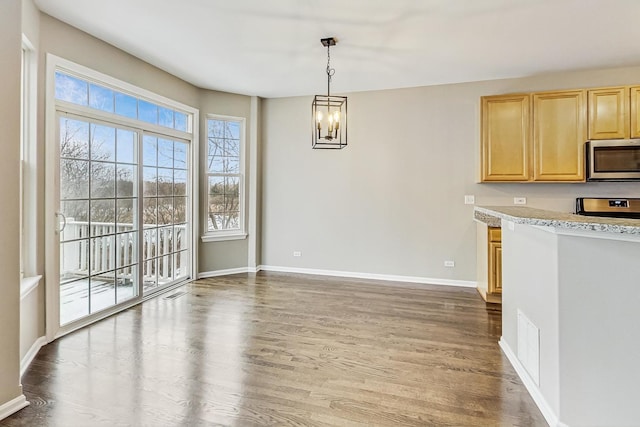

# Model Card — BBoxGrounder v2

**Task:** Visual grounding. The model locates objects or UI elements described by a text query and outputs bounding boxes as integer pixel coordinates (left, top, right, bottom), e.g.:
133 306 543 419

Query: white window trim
21 35 39 284
202 114 247 242
45 54 200 340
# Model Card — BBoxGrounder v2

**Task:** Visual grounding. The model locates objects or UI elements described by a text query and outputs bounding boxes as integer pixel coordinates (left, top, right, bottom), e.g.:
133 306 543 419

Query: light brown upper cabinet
631 86 640 138
533 90 587 181
481 94 530 181
588 87 629 139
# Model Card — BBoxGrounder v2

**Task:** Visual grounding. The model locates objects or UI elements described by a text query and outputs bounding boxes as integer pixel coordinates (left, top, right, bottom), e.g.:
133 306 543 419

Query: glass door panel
59 117 139 325
142 135 190 292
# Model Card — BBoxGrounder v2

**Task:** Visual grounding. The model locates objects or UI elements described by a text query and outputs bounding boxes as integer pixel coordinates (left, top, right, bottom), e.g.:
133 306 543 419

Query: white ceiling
35 0 640 98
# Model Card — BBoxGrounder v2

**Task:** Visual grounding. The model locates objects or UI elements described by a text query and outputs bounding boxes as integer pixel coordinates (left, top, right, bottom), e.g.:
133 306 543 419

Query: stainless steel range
575 197 640 219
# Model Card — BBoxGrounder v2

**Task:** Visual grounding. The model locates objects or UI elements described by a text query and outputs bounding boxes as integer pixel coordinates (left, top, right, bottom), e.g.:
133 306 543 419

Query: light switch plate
514 197 527 205
464 195 475 205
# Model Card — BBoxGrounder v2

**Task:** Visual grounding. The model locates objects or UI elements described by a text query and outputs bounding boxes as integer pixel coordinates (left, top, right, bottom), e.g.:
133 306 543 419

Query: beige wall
261 66 640 282
0 0 25 407
198 91 254 272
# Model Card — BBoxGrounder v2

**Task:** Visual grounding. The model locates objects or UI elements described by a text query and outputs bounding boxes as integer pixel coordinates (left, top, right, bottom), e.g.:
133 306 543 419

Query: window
203 116 245 241
20 37 38 284
54 71 189 132
48 56 197 332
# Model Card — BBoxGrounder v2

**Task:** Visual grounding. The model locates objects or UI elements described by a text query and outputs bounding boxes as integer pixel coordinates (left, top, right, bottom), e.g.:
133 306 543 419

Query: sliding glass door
48 60 196 336
58 117 192 326
59 116 140 325
141 134 190 292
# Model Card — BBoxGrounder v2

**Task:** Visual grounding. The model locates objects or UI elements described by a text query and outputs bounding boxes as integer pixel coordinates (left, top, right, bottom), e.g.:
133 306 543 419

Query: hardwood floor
5 272 546 426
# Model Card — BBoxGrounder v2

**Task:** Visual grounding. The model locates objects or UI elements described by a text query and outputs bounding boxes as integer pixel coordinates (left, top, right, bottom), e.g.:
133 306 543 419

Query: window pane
225 121 240 139
174 169 186 196
158 255 172 284
116 265 136 303
225 176 240 210
143 136 157 166
157 139 173 168
115 93 137 119
90 162 116 199
90 272 116 313
138 100 158 125
208 119 224 138
60 277 89 325
143 228 157 260
60 119 89 159
90 200 115 236
90 236 115 275
60 242 89 283
174 197 186 223
158 226 173 255
159 107 174 128
174 112 187 132
116 164 136 198
174 226 187 252
116 232 137 268
174 142 187 169
225 139 240 158
157 168 173 196
143 167 157 196
174 251 188 281
116 129 136 164
55 72 88 105
116 198 136 230
61 200 89 242
157 197 173 225
61 159 89 200
89 84 114 113
91 125 116 162
142 198 157 227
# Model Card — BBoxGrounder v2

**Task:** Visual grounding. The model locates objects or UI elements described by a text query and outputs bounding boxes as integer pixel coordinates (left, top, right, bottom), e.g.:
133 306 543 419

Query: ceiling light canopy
312 37 347 149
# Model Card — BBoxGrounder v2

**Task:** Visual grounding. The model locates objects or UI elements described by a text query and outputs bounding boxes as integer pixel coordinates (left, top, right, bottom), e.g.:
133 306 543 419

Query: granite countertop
474 206 640 235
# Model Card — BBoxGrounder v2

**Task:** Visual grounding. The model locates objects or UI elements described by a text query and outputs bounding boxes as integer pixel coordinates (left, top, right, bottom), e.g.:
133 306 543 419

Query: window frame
202 114 247 242
20 35 41 293
45 54 200 339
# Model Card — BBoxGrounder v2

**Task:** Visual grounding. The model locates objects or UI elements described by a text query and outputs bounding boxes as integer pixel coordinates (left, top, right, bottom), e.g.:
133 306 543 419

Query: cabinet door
488 241 502 295
481 94 530 182
533 90 587 181
488 227 502 295
631 86 640 138
494 245 502 294
588 87 628 139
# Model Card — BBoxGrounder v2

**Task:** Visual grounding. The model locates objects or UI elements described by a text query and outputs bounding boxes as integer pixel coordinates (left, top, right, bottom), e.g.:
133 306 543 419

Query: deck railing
61 220 186 284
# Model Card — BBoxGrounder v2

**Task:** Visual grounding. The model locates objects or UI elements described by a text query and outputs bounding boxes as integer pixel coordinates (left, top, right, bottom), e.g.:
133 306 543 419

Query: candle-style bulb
316 111 323 122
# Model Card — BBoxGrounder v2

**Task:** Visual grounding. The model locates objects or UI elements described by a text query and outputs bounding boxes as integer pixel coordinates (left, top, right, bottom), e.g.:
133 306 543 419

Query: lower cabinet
477 223 502 304
488 227 502 296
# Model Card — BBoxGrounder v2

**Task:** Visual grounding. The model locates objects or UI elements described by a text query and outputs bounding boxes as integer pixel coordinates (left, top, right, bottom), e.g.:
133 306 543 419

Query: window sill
21 275 43 300
201 233 247 243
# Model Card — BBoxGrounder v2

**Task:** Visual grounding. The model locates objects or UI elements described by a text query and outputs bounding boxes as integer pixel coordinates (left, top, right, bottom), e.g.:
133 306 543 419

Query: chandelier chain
326 45 335 96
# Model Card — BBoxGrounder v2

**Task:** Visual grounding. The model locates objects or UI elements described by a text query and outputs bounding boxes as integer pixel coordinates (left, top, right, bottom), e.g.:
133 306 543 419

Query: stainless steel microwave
586 139 640 181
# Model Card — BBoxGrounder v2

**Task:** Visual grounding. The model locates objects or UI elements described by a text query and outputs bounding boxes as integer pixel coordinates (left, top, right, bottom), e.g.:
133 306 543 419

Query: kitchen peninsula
474 206 640 427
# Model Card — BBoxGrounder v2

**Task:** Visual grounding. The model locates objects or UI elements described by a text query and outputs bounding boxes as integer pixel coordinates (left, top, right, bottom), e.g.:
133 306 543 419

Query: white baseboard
198 266 260 279
0 394 29 421
21 336 47 377
258 265 476 288
499 338 563 427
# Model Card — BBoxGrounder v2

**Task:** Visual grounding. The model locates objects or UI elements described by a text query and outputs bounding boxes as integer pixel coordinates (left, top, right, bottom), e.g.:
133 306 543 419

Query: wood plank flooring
5 272 547 426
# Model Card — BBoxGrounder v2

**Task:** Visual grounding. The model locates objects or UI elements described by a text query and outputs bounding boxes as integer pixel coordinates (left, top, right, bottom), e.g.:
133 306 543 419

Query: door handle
56 211 67 233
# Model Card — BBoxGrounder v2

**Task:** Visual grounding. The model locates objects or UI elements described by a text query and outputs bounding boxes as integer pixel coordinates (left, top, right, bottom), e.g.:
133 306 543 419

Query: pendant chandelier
312 37 347 149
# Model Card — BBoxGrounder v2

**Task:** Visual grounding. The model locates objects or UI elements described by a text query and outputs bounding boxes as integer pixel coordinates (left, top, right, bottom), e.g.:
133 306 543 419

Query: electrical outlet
444 260 455 267
293 251 302 257
464 195 475 205
514 197 527 205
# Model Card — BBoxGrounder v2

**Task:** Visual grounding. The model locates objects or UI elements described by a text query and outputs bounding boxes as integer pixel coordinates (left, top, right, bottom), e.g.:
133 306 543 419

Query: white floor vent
517 309 540 385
